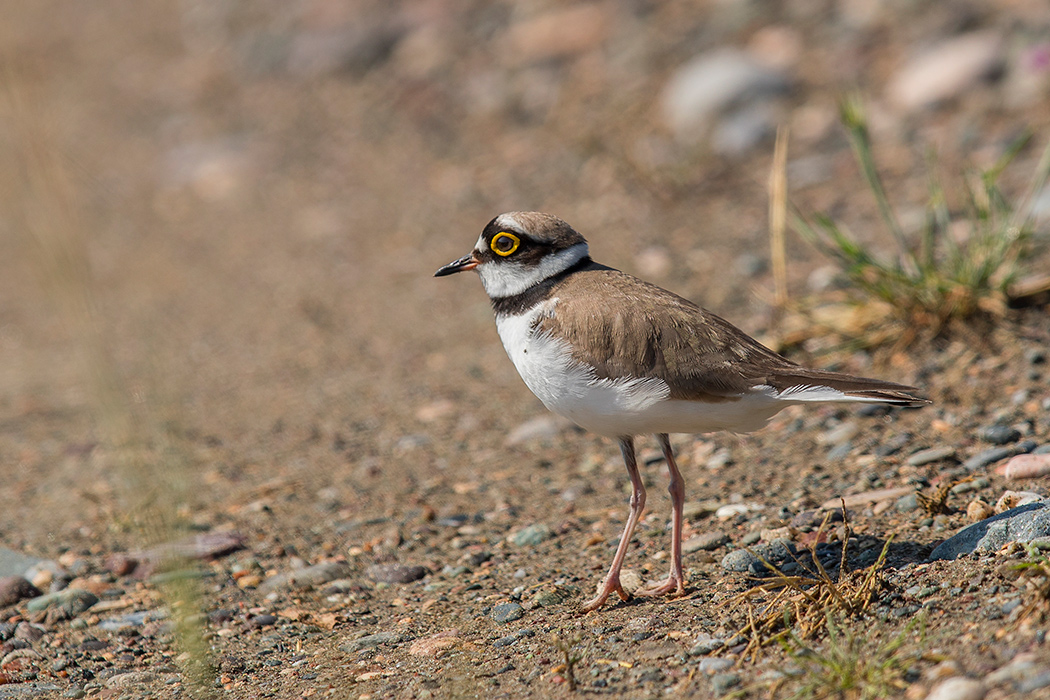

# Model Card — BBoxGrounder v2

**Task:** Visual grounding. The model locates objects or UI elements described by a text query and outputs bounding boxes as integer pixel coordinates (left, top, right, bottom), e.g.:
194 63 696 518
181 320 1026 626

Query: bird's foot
634 575 685 599
578 576 631 613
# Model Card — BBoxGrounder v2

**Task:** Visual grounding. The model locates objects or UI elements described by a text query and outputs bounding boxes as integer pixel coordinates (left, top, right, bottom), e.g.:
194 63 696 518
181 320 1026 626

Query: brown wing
538 265 927 404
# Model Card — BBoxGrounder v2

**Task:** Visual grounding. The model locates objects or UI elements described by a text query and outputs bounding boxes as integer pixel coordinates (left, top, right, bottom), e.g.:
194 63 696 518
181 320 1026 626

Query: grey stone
491 602 525 624
907 446 956 467
887 30 1003 111
689 634 725 655
661 48 789 143
698 657 733 674
365 563 427 585
711 672 741 695
98 610 167 632
510 523 552 547
684 532 729 553
0 577 40 608
721 539 794 573
896 494 920 513
260 561 352 592
978 424 1021 445
340 631 401 653
0 549 45 579
930 500 1050 560
0 685 63 699
25 588 98 617
962 447 1015 471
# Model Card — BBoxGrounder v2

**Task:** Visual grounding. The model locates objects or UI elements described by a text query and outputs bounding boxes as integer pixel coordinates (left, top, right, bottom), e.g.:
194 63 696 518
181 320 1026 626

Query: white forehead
495 212 523 230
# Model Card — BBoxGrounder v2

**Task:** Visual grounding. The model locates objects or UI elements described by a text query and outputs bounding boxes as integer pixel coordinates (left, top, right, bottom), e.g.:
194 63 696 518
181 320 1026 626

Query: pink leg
580 436 646 613
635 434 686 599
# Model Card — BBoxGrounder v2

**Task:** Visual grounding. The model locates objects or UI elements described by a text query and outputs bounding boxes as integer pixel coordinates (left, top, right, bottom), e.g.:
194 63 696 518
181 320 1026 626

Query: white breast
494 301 792 437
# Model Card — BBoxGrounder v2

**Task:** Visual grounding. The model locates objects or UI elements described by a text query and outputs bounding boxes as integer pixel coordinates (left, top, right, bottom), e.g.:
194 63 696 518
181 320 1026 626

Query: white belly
495 301 788 437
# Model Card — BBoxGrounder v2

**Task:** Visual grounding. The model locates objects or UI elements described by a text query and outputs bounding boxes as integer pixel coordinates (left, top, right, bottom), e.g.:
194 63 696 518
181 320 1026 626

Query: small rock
260 561 352 592
248 614 277 629
0 548 45 579
907 447 956 467
711 672 741 695
996 491 1043 513
683 532 729 553
963 447 1015 471
978 424 1021 445
689 634 725 655
821 486 913 510
409 630 461 656
715 503 763 520
924 676 986 700
930 500 1050 560
14 623 45 643
490 602 524 624
721 540 794 573
505 415 570 445
887 30 1003 112
661 47 789 143
531 585 577 607
967 499 995 522
25 588 98 617
340 631 401 653
896 494 920 513
0 577 41 608
502 3 611 65
698 657 733 674
1000 454 1050 480
103 554 139 577
365 563 427 585
104 671 157 689
509 523 552 547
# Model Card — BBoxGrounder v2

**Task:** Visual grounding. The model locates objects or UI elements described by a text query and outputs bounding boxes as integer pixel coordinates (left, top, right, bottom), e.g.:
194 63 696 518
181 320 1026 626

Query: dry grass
782 95 1050 349
729 509 891 663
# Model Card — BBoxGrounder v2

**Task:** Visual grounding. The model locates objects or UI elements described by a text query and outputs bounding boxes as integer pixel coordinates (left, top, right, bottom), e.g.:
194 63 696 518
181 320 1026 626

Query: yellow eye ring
490 232 521 257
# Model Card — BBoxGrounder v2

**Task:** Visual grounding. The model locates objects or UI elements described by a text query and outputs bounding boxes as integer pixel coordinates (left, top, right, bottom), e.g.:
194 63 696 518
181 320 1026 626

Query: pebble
1000 454 1050 480
929 500 1050 560
689 634 725 656
260 561 351 592
996 491 1043 512
492 629 533 648
410 630 462 656
923 676 986 700
104 671 158 689
97 610 166 632
0 577 40 607
966 499 995 522
698 657 733 674
887 30 1003 111
710 672 741 695
821 486 913 510
509 523 552 547
683 532 729 553
951 478 989 495
505 415 569 445
661 47 789 143
490 602 524 624
25 588 98 617
721 539 793 573
962 447 1016 471
340 631 401 653
365 563 427 585
978 424 1021 445
0 548 46 579
531 585 577 607
715 503 762 520
907 446 956 467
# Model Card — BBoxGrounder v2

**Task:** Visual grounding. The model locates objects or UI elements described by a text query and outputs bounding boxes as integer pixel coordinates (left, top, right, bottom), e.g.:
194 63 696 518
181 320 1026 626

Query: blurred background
1 0 1048 551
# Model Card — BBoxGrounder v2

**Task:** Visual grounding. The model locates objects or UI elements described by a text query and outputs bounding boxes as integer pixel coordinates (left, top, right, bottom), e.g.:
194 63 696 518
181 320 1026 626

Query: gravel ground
1 2 1050 699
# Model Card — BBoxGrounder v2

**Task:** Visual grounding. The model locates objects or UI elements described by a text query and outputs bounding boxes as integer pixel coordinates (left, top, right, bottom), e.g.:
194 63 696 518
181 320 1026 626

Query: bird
435 212 929 613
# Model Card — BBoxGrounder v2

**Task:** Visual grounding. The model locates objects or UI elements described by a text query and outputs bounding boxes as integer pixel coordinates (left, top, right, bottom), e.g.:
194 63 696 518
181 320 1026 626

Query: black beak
434 253 479 277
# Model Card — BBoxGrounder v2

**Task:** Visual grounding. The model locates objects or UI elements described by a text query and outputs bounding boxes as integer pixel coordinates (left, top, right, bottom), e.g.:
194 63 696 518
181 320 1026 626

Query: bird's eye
490 232 520 257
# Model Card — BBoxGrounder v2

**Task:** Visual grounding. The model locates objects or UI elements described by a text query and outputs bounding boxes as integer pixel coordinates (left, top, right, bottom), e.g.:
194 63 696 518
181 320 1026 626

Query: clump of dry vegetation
779 96 1050 349
729 511 891 662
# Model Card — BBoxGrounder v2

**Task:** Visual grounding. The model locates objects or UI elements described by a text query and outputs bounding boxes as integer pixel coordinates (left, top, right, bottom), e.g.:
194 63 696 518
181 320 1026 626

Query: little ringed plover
436 211 928 613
